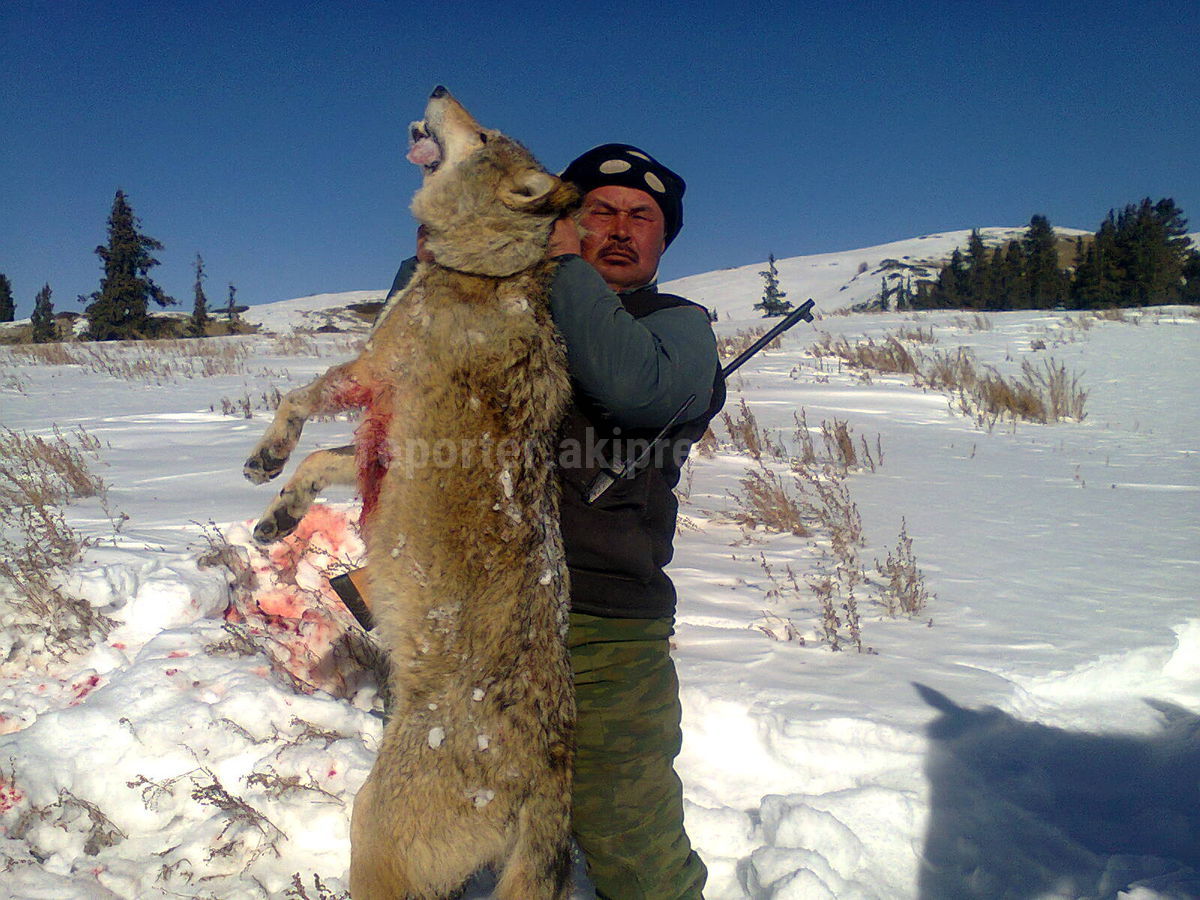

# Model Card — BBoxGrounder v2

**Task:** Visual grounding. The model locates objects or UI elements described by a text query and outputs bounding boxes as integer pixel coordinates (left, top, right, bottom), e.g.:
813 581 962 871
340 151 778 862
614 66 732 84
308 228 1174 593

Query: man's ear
501 170 579 213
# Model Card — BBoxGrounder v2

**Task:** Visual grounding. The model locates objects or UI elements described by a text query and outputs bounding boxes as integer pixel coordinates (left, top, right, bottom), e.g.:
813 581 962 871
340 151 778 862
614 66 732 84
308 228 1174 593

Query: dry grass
8 338 261 383
811 333 921 377
812 329 1089 430
950 313 994 332
715 326 780 363
720 397 786 461
0 425 118 664
874 518 933 617
286 873 350 900
730 464 809 536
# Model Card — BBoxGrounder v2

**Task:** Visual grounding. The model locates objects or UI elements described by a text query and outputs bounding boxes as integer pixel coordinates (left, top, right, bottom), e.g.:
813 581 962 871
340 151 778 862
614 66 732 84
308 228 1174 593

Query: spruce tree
189 254 210 337
754 254 792 317
82 190 175 340
964 230 992 309
1023 215 1066 308
0 274 14 323
31 284 55 343
927 249 967 308
225 283 238 321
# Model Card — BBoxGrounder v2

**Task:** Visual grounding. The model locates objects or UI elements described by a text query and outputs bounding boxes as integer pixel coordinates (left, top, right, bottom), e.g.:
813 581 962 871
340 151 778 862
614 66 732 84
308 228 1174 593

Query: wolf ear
501 170 577 212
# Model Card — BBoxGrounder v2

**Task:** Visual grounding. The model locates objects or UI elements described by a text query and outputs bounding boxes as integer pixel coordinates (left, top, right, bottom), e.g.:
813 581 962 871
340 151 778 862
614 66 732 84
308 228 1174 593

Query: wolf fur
243 87 578 899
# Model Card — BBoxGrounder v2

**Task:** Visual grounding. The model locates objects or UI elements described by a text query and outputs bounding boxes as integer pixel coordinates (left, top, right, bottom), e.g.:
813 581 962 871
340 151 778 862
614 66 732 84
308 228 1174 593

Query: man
390 144 723 899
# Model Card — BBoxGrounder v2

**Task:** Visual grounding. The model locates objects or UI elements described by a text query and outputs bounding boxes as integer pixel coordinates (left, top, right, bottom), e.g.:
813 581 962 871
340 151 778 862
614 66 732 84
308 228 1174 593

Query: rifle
584 298 817 504
330 299 818 630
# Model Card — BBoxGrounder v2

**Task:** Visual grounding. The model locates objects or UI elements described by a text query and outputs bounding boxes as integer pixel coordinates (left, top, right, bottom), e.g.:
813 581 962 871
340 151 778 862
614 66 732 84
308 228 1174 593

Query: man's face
578 185 667 293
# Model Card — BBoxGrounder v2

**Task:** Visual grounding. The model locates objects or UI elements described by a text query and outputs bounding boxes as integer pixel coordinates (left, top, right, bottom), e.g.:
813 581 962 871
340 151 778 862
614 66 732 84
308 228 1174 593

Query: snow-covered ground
1 234 1197 899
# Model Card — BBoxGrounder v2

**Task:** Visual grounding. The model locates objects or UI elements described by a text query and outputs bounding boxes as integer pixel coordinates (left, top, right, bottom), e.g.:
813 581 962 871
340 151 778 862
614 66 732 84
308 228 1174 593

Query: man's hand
548 217 582 258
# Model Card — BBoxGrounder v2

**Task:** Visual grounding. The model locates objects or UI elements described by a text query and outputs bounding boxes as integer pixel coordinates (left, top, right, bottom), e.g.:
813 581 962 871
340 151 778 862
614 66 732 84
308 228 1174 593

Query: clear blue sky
4 0 1198 317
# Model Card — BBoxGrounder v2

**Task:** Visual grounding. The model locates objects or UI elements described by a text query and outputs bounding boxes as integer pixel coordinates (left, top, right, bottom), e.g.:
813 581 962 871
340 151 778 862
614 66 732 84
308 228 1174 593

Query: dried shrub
874 518 933 616
11 337 256 382
286 873 350 900
716 326 778 362
720 398 785 460
8 787 127 858
820 418 857 470
793 465 864 564
811 333 922 377
730 465 808 536
896 325 936 344
0 426 116 663
792 410 817 466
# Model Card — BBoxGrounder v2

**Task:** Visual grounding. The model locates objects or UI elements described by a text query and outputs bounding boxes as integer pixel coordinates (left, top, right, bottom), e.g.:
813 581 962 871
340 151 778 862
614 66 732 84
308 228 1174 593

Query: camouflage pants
568 612 707 900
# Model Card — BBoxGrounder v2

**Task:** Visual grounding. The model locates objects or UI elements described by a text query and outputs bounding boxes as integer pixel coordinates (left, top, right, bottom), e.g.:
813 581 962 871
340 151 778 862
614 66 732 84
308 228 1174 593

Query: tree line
911 199 1200 311
1 190 244 342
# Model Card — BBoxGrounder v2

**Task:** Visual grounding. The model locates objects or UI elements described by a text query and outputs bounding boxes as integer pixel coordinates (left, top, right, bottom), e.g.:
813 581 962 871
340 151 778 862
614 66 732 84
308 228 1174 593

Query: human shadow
915 683 1200 899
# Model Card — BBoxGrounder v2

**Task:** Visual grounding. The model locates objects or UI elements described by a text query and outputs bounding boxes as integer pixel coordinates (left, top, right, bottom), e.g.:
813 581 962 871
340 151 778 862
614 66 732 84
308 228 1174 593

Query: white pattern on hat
626 150 651 161
599 159 632 174
643 172 666 193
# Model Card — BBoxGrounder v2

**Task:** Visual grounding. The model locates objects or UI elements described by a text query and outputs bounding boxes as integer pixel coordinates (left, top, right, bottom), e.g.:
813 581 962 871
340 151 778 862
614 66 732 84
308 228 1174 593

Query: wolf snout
431 85 448 98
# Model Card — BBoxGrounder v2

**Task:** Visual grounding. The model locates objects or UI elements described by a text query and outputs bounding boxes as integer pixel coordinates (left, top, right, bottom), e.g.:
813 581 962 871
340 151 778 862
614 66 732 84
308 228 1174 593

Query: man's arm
549 255 717 431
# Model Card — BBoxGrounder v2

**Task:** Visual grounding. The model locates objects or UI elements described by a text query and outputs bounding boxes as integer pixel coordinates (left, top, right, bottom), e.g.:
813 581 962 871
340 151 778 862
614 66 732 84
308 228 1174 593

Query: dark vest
558 289 726 619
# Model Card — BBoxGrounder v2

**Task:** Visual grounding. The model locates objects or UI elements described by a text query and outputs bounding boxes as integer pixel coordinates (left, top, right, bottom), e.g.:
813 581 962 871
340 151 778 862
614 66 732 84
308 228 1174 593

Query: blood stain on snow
167 650 189 659
69 674 101 705
0 778 25 814
165 668 180 677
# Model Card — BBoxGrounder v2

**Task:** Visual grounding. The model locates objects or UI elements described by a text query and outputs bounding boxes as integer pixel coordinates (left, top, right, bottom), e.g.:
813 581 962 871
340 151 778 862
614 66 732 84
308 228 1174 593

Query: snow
1 232 1197 898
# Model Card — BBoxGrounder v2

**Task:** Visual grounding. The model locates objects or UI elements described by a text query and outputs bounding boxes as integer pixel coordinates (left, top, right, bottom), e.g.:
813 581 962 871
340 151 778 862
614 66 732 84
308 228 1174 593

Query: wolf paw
244 449 287 484
252 505 302 544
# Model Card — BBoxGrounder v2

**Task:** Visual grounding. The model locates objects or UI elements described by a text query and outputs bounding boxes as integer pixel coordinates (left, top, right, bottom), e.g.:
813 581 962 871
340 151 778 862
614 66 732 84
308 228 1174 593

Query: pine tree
82 190 175 340
189 254 210 337
925 248 967 308
1023 215 1066 308
963 230 992 309
225 283 238 321
995 243 1027 310
754 254 792 317
0 274 14 323
31 284 55 343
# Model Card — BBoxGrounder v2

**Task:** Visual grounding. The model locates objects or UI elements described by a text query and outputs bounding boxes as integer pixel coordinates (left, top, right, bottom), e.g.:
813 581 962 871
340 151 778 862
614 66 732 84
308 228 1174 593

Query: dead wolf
243 86 578 899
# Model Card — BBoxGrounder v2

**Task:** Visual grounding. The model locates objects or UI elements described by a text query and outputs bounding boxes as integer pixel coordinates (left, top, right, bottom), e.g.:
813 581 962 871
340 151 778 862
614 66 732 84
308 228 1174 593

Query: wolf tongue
407 137 441 167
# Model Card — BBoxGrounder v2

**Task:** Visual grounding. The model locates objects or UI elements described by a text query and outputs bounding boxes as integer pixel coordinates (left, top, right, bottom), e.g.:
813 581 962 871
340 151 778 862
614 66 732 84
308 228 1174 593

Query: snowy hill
1 232 1197 898
237 227 1094 336
664 227 1091 321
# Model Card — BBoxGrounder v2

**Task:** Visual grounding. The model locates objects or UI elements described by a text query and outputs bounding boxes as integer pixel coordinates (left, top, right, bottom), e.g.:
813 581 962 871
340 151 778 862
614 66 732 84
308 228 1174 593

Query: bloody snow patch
225 504 376 699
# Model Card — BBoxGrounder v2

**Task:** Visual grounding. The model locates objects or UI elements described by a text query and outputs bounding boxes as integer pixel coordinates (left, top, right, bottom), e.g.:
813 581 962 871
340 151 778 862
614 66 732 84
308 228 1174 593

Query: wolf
243 86 579 899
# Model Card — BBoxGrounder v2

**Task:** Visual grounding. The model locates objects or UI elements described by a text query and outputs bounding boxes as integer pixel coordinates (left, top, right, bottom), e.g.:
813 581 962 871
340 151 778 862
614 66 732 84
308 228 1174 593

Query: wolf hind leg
494 803 572 900
252 445 357 542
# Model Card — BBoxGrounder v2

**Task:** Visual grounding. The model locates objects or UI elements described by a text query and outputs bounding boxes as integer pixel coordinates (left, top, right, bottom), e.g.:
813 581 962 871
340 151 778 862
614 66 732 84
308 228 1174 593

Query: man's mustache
598 242 637 262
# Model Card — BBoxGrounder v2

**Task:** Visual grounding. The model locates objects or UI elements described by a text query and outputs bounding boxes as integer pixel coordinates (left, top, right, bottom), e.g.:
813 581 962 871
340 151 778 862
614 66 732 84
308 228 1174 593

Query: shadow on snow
915 683 1200 899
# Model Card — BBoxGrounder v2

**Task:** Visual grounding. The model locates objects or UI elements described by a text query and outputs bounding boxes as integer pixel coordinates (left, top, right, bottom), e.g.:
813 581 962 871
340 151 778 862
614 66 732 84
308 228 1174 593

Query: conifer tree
189 254 210 337
31 284 55 343
225 283 238 321
0 274 14 323
82 190 175 340
754 254 792 317
927 248 967 308
964 230 992 309
1023 215 1066 308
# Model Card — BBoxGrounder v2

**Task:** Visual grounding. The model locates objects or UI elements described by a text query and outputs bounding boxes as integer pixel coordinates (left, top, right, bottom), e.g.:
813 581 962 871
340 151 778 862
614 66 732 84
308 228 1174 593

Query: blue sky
3 0 1198 317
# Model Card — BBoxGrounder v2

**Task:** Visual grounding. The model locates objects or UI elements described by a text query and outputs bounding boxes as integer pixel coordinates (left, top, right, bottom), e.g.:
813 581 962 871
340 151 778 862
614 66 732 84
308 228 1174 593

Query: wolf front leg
252 445 358 543
243 362 363 484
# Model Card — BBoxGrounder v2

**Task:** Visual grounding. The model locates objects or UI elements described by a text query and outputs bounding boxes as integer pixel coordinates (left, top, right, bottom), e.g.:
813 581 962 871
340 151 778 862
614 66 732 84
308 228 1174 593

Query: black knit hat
560 143 686 247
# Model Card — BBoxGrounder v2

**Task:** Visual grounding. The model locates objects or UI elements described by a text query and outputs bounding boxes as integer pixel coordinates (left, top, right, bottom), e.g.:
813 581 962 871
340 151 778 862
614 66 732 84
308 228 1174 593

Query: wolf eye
479 132 489 144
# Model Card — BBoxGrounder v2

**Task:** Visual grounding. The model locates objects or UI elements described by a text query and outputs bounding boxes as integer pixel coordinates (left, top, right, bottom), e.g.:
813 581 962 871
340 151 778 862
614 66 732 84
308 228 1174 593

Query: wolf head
408 87 579 277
